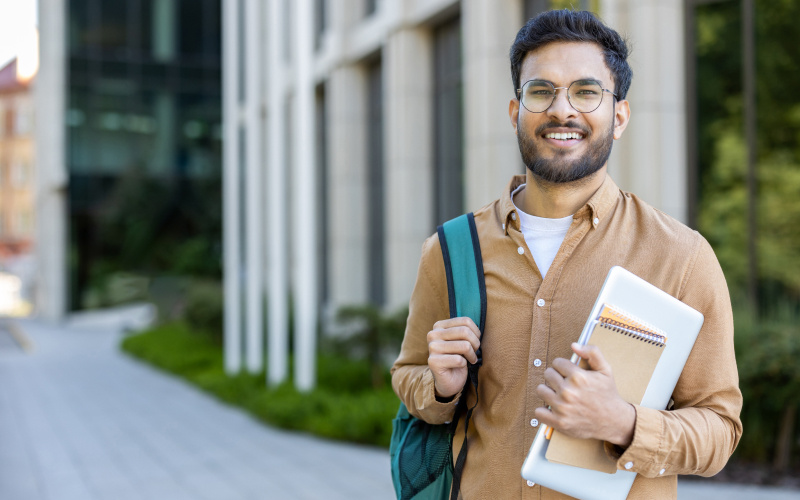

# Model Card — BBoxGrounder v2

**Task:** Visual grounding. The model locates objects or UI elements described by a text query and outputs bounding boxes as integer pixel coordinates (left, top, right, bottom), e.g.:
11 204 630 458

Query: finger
427 324 481 352
571 342 611 374
428 339 478 364
535 382 557 407
428 353 469 370
550 357 580 377
534 405 556 426
542 367 566 394
432 316 482 340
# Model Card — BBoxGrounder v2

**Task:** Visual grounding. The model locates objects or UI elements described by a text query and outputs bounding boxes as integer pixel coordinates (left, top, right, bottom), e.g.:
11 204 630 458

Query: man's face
509 42 629 184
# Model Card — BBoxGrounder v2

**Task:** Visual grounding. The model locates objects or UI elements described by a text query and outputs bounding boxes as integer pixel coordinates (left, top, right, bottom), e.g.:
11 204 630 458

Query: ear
509 98 520 134
613 99 630 140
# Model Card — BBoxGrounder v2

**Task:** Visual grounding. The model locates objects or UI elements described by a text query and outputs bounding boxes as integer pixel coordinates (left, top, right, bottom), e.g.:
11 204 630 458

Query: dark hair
509 10 632 100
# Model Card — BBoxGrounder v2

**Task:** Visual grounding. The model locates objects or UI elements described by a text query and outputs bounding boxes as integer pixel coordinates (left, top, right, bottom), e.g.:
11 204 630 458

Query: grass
120 322 399 448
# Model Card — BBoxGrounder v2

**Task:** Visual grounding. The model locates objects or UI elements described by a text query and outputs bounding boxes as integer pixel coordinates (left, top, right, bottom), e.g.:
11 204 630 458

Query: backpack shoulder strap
436 212 485 500
437 212 486 334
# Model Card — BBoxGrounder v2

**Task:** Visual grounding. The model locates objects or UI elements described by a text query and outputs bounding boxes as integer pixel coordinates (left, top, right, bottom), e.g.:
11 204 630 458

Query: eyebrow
527 77 604 86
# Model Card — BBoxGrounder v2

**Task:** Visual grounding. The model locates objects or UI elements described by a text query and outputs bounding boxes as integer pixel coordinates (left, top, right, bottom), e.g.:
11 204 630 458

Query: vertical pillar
244 0 264 373
267 0 289 386
327 66 369 310
462 0 524 211
223 0 242 373
602 0 688 222
383 28 434 309
34 0 67 321
293 0 318 391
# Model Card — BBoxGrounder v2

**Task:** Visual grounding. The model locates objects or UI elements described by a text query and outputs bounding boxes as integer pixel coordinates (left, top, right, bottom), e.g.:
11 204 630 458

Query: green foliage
184 280 224 344
733 301 800 465
327 305 408 389
695 1 800 303
120 322 399 447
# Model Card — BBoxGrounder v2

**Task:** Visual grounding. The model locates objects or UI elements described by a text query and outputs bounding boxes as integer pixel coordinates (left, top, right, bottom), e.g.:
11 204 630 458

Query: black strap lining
437 224 458 319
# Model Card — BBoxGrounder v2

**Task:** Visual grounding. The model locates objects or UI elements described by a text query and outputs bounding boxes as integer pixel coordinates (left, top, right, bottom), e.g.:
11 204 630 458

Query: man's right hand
427 317 482 399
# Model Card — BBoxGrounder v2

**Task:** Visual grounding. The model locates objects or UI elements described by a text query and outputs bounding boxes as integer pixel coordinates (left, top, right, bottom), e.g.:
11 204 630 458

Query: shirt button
624 461 634 470
593 217 600 225
526 480 535 487
518 246 524 255
537 298 545 307
659 468 665 475
533 359 542 367
530 418 539 427
512 212 517 220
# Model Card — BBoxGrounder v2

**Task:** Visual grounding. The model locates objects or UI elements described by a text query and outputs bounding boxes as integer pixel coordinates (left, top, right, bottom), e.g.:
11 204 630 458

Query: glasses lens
568 81 603 113
521 80 555 113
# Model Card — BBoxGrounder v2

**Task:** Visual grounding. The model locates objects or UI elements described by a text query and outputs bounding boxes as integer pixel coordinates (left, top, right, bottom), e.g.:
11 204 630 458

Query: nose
546 87 578 121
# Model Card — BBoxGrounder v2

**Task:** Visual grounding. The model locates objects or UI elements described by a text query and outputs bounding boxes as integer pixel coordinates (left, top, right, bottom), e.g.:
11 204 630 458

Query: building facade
0 59 36 263
221 0 688 388
36 0 689 389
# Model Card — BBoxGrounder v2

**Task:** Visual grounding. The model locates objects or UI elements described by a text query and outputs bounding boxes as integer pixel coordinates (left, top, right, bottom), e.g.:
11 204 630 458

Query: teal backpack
390 213 487 500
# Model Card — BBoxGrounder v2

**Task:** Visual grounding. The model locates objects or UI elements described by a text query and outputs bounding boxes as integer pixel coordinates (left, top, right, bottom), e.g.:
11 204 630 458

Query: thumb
571 342 611 374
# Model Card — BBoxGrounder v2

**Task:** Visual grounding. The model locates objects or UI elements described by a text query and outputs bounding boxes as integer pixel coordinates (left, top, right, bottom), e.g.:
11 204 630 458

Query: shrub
120 322 399 448
734 301 800 472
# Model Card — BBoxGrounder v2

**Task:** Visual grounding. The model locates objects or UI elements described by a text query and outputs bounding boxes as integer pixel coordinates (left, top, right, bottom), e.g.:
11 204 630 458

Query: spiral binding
597 304 667 347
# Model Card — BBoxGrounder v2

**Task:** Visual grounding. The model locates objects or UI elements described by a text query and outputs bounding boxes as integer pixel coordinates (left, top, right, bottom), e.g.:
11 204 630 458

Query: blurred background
1 0 798 491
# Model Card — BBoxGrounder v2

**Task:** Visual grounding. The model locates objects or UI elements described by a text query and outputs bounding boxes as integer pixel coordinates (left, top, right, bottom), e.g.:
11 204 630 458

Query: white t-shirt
511 184 573 279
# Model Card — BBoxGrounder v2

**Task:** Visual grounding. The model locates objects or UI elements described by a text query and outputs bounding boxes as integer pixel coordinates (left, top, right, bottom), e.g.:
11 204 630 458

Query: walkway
0 316 797 500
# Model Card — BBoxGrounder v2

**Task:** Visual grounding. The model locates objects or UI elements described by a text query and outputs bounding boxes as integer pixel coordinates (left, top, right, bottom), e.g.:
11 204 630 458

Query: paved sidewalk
0 319 393 500
1 317 798 500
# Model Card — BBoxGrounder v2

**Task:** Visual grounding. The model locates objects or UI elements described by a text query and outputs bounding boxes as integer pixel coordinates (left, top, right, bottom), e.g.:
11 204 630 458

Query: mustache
534 121 591 136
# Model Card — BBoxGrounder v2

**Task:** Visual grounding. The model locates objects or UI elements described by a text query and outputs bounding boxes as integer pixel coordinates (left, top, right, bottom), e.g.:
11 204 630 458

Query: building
0 58 36 262
0 57 37 313
36 0 223 317
37 0 693 389
219 0 689 389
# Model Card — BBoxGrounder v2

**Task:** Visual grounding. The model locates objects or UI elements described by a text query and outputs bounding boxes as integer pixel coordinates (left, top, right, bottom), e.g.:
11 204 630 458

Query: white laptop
520 266 705 500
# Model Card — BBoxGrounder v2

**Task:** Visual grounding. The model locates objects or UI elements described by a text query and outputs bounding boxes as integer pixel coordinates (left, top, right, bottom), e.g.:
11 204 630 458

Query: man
391 9 742 499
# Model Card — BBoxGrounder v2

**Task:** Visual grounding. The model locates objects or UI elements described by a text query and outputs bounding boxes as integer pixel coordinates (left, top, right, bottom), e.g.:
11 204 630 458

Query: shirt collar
499 174 620 234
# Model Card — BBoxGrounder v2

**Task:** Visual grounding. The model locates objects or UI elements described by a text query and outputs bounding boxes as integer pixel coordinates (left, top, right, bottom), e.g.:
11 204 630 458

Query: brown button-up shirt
391 174 743 499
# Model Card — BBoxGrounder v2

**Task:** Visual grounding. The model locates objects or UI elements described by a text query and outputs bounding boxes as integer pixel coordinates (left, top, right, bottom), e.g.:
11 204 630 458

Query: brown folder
544 307 665 473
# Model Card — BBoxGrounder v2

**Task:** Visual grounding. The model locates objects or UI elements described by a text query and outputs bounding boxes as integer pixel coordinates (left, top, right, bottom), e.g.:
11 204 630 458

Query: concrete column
222 0 242 373
244 0 264 373
383 27 434 310
601 0 688 222
267 0 289 386
34 0 67 321
326 65 369 310
293 0 318 391
462 0 525 211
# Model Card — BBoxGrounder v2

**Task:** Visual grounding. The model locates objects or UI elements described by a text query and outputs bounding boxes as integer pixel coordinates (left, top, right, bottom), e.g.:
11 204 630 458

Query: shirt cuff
605 405 669 478
415 369 461 424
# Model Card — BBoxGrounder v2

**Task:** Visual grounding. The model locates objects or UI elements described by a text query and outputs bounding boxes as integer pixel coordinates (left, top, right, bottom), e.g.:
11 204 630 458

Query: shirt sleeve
391 234 462 425
607 236 743 477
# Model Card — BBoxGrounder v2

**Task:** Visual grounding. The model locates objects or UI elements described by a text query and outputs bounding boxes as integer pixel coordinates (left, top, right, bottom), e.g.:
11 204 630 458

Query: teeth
545 132 583 140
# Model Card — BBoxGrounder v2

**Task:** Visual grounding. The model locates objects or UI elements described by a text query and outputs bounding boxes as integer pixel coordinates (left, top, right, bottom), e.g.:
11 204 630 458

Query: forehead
520 41 613 86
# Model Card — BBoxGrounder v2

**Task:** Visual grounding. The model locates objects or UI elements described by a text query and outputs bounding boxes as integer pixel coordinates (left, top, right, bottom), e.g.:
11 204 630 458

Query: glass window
367 61 384 305
433 17 464 226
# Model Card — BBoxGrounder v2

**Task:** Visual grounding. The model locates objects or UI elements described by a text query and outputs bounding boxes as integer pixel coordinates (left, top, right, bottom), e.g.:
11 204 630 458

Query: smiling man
392 9 742 499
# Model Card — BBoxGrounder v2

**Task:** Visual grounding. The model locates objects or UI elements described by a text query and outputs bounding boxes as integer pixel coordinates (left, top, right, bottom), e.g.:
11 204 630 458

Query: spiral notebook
520 266 704 500
544 304 667 473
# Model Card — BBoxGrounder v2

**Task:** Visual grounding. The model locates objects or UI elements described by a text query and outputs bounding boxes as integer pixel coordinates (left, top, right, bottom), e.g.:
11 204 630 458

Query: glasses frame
516 79 618 114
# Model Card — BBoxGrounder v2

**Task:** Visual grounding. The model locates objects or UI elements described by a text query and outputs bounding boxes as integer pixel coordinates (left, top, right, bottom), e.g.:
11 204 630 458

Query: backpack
390 213 486 500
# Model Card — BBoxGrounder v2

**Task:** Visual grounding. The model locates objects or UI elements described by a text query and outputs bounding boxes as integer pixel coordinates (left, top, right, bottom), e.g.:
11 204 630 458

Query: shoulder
618 190 705 252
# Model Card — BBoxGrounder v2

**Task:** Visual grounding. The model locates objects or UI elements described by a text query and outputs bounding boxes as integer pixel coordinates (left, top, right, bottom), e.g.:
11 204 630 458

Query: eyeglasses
516 79 617 114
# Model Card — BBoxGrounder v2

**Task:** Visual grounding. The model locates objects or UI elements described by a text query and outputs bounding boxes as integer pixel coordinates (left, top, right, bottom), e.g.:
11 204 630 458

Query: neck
515 166 607 218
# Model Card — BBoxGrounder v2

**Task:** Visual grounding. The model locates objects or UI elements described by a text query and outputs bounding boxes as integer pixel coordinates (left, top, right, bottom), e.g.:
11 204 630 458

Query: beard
517 118 614 184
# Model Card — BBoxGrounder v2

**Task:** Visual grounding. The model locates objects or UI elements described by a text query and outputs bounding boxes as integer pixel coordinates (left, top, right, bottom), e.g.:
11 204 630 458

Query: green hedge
120 322 399 447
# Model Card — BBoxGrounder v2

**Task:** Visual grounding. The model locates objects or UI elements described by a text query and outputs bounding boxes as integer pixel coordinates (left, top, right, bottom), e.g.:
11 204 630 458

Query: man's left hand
534 342 635 447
